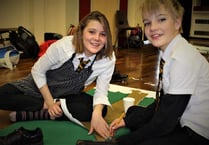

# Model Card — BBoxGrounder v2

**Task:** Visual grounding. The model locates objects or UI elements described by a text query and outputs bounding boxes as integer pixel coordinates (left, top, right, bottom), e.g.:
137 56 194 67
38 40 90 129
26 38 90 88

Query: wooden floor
0 44 160 129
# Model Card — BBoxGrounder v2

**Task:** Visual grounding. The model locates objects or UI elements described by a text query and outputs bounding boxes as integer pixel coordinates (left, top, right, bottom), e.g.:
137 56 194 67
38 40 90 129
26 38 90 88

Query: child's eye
100 32 106 37
143 22 150 27
89 30 95 34
159 18 166 22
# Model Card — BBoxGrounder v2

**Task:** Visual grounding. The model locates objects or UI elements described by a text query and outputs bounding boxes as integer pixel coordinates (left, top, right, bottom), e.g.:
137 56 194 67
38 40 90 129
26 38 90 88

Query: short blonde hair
141 0 184 30
72 11 113 60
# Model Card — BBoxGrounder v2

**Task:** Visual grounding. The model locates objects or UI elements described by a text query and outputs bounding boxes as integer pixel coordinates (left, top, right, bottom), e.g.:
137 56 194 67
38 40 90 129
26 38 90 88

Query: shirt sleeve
31 36 73 88
118 94 191 145
165 51 200 95
92 53 116 106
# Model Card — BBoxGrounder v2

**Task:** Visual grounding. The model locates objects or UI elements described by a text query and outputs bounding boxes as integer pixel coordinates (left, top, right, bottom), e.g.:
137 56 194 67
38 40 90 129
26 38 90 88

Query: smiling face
82 20 107 57
143 6 181 51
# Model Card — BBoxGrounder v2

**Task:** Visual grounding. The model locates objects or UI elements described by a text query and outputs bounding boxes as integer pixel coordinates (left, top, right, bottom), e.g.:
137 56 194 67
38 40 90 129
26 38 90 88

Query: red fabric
38 40 57 58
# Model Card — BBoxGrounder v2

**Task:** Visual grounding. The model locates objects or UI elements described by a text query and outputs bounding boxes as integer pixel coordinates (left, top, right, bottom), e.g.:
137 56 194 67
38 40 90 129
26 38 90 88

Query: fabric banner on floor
0 84 155 144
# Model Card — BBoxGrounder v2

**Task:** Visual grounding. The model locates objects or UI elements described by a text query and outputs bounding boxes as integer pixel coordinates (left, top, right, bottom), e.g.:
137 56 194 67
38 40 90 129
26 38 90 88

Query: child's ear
175 17 182 31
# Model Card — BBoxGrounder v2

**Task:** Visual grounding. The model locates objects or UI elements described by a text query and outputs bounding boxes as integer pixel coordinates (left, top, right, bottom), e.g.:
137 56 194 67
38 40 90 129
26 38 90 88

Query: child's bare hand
109 117 125 137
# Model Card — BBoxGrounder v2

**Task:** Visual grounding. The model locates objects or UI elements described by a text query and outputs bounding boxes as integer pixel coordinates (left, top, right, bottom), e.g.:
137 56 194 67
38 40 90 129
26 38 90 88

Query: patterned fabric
75 58 90 73
10 53 96 98
155 58 165 110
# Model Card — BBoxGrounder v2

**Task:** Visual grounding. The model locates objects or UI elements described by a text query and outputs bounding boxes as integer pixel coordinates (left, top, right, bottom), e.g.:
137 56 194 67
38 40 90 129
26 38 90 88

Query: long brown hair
72 11 113 60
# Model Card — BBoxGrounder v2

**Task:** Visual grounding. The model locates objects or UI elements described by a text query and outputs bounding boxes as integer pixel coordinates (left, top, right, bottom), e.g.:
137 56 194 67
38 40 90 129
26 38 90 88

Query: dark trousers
121 104 209 145
139 124 209 145
0 84 43 111
0 83 107 121
58 92 107 121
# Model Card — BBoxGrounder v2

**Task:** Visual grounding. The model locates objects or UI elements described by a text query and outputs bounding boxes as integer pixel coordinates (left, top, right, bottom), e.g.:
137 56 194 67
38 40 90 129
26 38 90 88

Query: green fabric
114 127 130 138
0 89 154 144
87 89 129 104
138 97 155 107
88 89 154 138
0 121 95 145
87 89 155 107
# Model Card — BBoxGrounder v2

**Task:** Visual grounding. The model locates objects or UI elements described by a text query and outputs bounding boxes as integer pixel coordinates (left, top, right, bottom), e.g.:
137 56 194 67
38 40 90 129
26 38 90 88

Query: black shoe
111 72 128 83
76 139 118 145
0 127 43 145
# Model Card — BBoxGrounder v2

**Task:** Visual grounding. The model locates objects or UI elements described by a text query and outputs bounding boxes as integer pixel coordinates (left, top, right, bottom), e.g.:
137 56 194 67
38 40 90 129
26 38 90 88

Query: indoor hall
0 0 209 144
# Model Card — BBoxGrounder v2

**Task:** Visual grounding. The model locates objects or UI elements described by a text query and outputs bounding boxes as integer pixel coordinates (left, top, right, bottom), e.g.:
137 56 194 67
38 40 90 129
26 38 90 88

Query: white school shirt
161 34 209 139
31 36 116 106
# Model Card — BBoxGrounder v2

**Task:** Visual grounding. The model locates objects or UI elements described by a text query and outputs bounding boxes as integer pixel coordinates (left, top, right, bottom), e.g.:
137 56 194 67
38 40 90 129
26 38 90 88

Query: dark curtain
178 0 192 40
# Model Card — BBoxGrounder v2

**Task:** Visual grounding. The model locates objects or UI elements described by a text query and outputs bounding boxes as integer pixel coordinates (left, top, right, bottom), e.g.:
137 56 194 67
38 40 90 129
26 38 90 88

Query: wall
128 0 143 28
0 0 33 28
0 0 144 44
91 0 144 43
91 0 119 44
128 0 144 39
33 0 68 43
0 0 79 43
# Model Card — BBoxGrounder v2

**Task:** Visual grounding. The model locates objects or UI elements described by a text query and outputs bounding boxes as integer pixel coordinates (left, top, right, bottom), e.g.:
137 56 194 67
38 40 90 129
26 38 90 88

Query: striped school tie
155 58 165 110
75 57 90 73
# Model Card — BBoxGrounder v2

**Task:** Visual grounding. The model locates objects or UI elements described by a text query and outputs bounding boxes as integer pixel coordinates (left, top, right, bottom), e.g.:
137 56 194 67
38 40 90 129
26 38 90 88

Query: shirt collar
160 34 181 61
76 53 96 62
